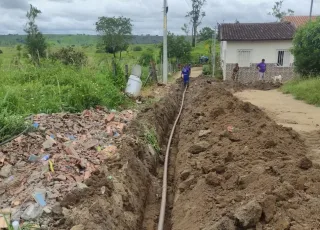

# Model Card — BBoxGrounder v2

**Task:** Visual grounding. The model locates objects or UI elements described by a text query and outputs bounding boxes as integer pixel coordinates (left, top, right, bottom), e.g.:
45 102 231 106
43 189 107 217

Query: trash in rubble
50 134 55 139
21 203 43 220
67 135 76 140
32 123 39 129
84 139 99 150
107 176 113 180
42 136 56 149
33 189 46 207
101 186 106 194
48 160 54 172
12 220 19 230
227 125 234 132
28 155 40 162
41 155 50 161
113 132 120 138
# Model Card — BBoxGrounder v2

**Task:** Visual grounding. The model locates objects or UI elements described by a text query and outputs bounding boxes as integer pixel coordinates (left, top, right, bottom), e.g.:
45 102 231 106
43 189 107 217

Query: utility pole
163 0 168 84
309 0 314 21
212 26 216 78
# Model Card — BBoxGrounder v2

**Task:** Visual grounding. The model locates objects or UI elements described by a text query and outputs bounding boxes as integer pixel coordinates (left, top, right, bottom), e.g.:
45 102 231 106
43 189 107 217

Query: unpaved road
235 89 320 167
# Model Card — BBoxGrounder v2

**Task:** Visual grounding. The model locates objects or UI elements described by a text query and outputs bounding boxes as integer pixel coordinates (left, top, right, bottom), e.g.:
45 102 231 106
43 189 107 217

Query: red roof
282 16 319 28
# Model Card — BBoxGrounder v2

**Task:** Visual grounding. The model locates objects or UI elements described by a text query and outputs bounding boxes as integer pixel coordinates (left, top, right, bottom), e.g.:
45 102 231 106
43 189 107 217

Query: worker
232 63 239 81
181 64 190 88
257 59 266 81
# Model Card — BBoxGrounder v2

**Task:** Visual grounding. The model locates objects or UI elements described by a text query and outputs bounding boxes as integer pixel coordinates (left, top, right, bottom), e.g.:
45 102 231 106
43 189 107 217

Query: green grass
281 78 320 106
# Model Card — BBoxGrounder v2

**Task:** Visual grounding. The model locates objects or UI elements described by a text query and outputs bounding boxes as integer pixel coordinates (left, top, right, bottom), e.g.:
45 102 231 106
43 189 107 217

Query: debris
42 136 56 149
55 175 67 181
105 113 115 123
33 189 47 207
180 169 191 181
33 123 39 128
101 186 106 194
0 164 13 178
21 203 43 220
43 207 52 214
77 182 88 190
261 195 277 223
49 160 54 172
84 139 99 150
12 220 19 230
234 200 262 228
198 129 212 137
70 224 85 230
41 155 50 161
299 156 312 170
28 154 40 162
205 172 222 186
0 208 11 229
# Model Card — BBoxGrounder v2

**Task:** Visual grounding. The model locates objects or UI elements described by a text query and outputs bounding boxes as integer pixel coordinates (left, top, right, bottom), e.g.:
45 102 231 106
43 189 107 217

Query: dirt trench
52 83 184 230
54 77 320 230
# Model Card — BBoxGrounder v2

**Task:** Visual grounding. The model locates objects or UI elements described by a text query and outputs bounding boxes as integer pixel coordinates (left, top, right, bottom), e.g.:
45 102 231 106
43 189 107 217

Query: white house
218 22 296 82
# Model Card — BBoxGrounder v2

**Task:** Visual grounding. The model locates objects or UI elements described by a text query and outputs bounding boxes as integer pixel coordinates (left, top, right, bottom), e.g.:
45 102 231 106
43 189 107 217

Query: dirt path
235 89 320 167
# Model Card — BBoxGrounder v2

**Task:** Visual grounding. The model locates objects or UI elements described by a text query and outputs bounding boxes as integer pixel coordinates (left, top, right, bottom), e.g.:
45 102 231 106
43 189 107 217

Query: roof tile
219 22 296 41
282 16 319 28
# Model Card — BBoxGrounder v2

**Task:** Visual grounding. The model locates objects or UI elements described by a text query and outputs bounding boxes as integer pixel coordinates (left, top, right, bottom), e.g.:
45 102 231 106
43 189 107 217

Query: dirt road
235 89 320 167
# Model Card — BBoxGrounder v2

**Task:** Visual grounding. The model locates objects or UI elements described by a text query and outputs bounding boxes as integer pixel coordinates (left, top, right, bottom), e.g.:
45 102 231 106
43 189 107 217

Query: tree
159 32 192 63
235 19 240 23
186 0 206 47
181 23 190 36
268 0 294 22
96 16 132 58
24 4 47 63
198 27 215 42
291 18 320 77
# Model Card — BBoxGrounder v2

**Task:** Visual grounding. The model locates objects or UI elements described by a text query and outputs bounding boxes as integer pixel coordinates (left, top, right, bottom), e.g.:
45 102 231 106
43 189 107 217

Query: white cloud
0 0 318 35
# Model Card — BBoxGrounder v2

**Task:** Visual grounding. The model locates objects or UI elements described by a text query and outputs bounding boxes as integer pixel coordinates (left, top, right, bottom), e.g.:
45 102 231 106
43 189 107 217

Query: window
238 50 251 67
277 50 290 67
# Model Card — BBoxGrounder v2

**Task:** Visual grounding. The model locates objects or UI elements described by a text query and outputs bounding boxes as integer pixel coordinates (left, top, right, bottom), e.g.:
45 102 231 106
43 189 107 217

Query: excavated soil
15 76 320 230
223 80 282 92
169 78 320 230
50 84 183 230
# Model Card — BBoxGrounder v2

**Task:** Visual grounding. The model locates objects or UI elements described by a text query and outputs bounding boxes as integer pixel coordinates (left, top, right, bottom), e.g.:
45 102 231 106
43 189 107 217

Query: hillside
0 34 169 46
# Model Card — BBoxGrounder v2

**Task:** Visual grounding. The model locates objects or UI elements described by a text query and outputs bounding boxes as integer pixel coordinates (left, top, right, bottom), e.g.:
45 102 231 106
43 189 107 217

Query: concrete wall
220 40 295 83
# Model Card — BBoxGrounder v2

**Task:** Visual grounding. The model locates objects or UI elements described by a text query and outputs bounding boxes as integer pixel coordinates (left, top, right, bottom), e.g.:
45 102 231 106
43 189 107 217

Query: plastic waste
41 155 50 161
33 123 39 128
12 221 19 230
28 154 40 162
33 189 46 207
48 160 54 172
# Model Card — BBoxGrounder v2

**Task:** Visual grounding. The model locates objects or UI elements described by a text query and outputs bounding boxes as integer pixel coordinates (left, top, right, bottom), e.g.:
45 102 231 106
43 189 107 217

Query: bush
202 64 211 75
133 46 142 51
292 18 320 77
0 50 3 54
50 47 87 66
138 52 153 66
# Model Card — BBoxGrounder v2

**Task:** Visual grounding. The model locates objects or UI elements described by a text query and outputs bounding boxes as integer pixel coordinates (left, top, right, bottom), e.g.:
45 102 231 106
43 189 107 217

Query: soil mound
170 78 320 230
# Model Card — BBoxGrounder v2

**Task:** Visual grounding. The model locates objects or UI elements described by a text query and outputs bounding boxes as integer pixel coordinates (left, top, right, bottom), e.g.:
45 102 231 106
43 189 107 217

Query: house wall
225 40 294 83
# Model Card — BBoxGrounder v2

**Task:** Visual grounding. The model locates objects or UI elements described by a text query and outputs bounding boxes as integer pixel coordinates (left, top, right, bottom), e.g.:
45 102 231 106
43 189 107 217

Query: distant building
218 22 296 82
282 15 319 28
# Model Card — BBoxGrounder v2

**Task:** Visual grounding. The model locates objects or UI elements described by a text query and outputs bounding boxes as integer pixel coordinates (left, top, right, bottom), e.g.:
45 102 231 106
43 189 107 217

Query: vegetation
24 5 47 63
291 18 320 77
96 16 133 58
282 78 320 106
186 0 207 47
181 23 190 37
198 27 215 42
50 47 88 66
268 0 294 21
159 32 192 63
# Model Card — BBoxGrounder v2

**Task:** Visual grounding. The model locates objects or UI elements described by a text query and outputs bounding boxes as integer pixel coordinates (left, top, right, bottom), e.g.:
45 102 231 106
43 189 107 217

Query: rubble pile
0 108 135 225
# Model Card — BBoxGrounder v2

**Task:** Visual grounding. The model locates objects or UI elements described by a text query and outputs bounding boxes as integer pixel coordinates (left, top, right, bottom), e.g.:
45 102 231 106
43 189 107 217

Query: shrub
138 52 154 66
292 18 320 77
50 47 88 66
0 50 3 54
133 46 142 51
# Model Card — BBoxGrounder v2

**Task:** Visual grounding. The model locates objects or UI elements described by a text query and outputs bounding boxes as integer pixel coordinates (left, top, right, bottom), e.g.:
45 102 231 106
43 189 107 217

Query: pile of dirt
224 80 282 92
170 78 320 230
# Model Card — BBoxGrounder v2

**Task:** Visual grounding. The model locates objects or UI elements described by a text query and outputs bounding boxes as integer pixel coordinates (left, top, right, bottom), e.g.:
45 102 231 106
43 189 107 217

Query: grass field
281 78 320 106
0 38 212 143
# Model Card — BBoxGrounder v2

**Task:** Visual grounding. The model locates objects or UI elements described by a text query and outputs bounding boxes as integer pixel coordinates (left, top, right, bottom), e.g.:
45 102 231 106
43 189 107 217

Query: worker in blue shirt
181 64 190 88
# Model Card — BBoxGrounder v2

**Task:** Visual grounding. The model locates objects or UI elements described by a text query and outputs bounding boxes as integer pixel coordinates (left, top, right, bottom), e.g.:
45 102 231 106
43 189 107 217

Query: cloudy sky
0 0 318 35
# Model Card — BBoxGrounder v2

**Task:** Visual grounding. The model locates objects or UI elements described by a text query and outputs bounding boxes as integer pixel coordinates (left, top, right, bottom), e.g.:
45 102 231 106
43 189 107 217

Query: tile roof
282 16 319 28
219 22 296 41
